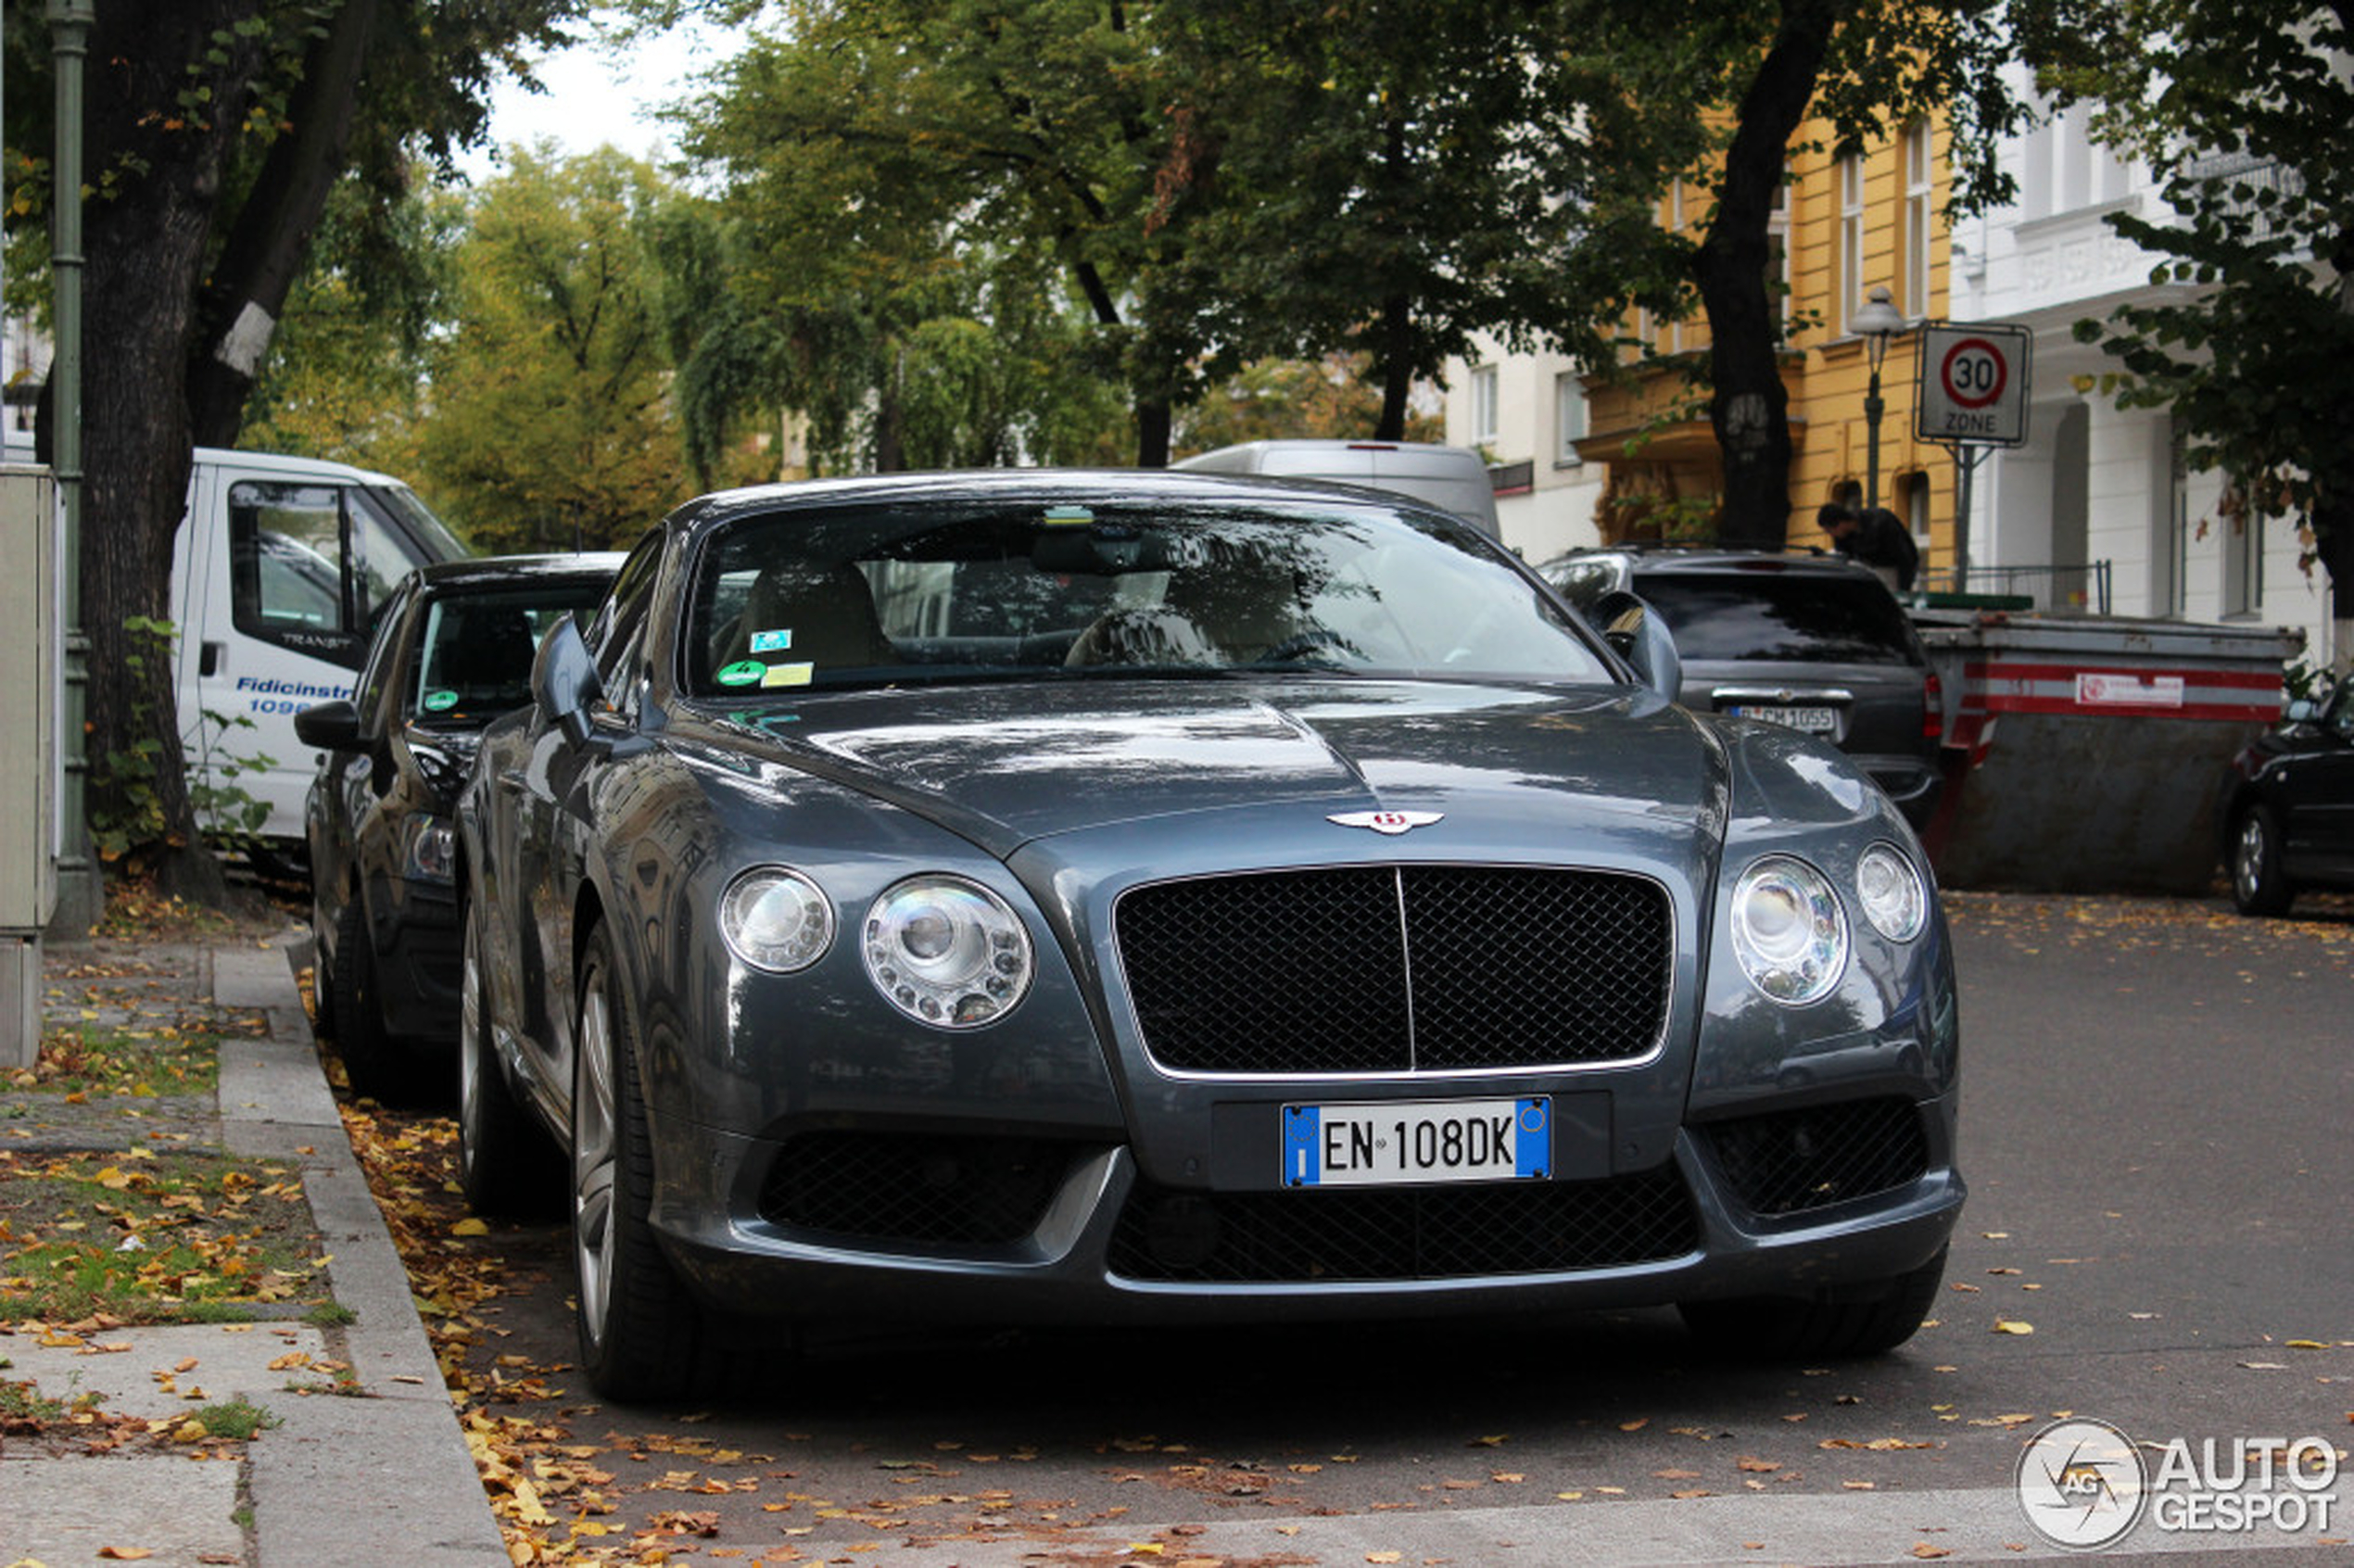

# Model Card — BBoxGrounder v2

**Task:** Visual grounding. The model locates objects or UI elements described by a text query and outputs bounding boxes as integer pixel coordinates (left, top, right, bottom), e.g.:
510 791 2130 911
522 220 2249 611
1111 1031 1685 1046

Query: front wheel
2230 804 2295 917
572 921 715 1401
1678 1246 1948 1360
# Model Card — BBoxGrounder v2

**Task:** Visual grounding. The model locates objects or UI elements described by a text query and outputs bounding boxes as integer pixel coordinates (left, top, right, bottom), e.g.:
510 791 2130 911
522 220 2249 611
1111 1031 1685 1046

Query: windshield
364 483 471 565
1636 574 1923 665
682 498 1612 695
409 579 613 727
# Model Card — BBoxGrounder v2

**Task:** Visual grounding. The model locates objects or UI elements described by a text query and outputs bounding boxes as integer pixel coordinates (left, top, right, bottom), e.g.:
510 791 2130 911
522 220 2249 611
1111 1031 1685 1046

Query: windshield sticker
1043 505 1094 526
749 628 793 653
423 689 460 712
715 659 766 687
760 662 816 689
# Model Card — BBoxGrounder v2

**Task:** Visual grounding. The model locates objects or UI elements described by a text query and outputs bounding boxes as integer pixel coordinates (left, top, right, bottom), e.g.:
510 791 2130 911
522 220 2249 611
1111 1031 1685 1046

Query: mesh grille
1702 1098 1930 1217
756 1132 1090 1246
1116 866 1671 1074
1107 1168 1697 1283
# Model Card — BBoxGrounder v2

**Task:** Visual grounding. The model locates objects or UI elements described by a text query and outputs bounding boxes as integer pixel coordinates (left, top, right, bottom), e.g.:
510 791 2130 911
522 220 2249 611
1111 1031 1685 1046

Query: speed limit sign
1915 322 2031 447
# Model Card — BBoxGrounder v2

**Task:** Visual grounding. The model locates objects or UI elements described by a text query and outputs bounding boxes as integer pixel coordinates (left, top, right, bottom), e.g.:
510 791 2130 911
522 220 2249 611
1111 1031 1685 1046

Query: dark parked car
458 472 1961 1400
1538 546 1944 828
297 553 624 1096
2219 669 2354 916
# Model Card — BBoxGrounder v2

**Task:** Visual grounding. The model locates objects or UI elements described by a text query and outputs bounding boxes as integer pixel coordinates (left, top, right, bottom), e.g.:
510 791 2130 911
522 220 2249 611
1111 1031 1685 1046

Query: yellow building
1572 114 1952 560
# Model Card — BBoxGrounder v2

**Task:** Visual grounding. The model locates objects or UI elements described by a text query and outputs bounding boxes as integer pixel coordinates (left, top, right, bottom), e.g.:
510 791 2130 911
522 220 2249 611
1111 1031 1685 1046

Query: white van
11 436 469 857
1171 438 1502 537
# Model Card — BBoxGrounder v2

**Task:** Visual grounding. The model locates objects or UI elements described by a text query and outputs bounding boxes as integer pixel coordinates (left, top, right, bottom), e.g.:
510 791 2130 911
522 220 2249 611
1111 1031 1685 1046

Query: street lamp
1852 284 1909 513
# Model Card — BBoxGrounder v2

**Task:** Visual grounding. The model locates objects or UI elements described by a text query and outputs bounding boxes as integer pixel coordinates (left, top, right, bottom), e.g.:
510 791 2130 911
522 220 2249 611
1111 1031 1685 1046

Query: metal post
1863 365 1885 513
45 0 100 937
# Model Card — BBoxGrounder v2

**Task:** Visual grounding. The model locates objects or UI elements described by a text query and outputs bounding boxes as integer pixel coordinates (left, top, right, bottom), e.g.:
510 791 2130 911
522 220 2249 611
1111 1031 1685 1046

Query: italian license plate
1281 1097 1551 1187
1730 703 1839 734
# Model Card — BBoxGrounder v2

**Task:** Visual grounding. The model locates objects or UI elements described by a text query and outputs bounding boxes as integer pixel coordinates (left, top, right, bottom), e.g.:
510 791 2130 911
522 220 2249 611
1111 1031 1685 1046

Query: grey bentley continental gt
456 470 1962 1401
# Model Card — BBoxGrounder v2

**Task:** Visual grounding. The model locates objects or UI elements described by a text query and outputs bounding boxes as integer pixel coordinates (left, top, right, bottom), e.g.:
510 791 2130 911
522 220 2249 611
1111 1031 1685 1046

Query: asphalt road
389 890 2354 1566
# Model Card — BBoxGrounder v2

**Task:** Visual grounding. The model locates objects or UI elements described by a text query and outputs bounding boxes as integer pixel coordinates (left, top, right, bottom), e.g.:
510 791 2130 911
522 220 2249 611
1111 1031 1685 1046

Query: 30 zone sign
1915 322 2031 447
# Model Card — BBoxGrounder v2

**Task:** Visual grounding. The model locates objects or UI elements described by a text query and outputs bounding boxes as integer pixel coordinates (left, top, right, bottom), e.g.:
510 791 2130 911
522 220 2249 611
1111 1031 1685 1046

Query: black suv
1540 546 1943 828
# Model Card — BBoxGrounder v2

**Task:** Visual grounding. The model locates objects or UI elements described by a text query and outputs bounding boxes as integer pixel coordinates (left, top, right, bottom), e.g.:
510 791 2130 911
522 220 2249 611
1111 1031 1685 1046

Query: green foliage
415 145 694 550
87 617 272 863
2033 0 2354 603
196 1397 282 1438
1176 354 1441 455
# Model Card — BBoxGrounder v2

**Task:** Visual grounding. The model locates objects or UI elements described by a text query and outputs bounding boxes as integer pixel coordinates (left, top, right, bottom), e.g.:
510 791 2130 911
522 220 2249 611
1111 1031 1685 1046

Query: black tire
308 921 338 1042
2229 803 2295 917
458 900 563 1218
1678 1246 1948 1360
332 898 402 1099
572 921 715 1401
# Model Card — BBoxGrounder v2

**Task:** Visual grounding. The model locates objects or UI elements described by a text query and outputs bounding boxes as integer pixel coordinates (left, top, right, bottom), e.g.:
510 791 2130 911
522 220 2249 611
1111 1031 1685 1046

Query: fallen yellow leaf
1993 1320 2034 1335
452 1218 490 1237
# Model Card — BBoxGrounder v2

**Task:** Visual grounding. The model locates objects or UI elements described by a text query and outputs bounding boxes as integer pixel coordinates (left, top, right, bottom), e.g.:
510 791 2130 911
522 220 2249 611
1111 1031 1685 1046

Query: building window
1904 472 1931 542
1554 373 1587 465
1471 365 1500 447
1839 153 1865 335
1766 169 1791 334
2221 506 2263 616
1904 120 1932 317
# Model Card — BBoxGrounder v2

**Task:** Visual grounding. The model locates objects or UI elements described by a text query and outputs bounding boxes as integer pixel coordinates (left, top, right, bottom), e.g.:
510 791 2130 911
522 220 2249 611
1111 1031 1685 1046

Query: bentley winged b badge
1327 809 1445 836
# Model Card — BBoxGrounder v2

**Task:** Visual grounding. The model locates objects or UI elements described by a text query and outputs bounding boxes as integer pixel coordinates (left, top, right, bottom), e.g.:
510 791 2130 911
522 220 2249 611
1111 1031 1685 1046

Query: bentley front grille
1114 866 1673 1074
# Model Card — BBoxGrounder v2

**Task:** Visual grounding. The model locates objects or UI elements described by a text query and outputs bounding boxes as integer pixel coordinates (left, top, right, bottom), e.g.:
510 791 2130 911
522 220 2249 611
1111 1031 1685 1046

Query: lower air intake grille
757 1132 1089 1246
1702 1098 1930 1217
1108 1168 1697 1283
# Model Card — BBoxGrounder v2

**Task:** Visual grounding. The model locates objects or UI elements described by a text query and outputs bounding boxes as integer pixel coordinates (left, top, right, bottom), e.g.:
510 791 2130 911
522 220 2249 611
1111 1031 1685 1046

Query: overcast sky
469 15 735 178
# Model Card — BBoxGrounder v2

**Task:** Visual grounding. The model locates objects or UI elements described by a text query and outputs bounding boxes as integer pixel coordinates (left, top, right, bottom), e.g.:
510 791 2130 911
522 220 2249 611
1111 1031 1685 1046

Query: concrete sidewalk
1 933 507 1568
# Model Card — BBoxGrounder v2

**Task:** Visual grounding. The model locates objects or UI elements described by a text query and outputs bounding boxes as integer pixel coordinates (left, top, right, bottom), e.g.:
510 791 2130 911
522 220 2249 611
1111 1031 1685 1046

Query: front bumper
644 1089 1964 1327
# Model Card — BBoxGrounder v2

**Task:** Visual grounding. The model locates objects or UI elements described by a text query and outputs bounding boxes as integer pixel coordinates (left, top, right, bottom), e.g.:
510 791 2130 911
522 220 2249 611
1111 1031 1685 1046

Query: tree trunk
71 1 272 904
1135 400 1171 467
2314 493 2354 674
187 0 384 449
1694 0 1836 550
1374 295 1412 441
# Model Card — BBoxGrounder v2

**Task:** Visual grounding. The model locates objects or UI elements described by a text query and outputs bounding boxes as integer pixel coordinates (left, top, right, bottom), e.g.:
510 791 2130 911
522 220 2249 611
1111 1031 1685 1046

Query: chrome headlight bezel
862 874 1033 1030
1854 842 1930 943
400 815 458 885
718 866 836 974
1729 854 1850 1006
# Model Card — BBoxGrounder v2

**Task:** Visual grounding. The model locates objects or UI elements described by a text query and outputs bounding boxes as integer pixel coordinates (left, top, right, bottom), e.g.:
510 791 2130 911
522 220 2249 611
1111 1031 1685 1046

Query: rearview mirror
531 613 604 748
1591 589 1683 702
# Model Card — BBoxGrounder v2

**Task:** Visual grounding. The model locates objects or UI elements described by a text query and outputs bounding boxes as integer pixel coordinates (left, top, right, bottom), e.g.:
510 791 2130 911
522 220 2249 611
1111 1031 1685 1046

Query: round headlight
1730 855 1848 1005
1855 843 1929 942
864 875 1032 1029
719 867 835 974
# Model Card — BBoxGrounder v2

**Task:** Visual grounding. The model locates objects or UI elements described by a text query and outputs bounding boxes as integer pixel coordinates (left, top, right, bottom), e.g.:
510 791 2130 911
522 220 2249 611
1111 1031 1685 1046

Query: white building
1950 83 2335 669
1442 338 1607 565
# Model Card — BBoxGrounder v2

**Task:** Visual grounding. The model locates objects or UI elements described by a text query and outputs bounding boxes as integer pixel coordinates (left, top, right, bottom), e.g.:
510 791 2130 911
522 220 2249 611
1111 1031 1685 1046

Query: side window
590 531 664 692
229 481 433 669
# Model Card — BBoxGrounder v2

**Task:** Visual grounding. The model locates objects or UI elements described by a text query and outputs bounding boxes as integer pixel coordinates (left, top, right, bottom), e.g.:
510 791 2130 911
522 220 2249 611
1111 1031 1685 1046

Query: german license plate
1730 703 1839 734
1281 1097 1551 1187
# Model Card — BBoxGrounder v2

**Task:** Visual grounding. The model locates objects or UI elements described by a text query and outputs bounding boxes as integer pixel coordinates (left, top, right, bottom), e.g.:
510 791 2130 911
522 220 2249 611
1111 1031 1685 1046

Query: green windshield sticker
423 689 459 712
715 659 767 687
1043 505 1094 525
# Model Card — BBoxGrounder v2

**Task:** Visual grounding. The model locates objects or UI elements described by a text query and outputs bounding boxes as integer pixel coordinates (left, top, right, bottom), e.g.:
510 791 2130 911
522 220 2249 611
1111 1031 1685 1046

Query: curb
218 934 509 1568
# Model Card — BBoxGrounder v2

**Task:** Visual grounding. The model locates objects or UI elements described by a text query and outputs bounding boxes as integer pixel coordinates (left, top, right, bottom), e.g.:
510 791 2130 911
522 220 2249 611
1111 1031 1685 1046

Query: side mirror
294 699 362 752
1592 589 1683 702
532 612 605 748
2284 698 2318 724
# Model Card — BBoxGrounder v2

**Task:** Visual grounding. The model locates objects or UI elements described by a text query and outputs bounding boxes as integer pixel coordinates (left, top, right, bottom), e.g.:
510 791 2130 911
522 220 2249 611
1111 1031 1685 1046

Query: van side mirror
1592 590 1682 702
294 700 361 752
2284 698 2318 724
532 613 604 748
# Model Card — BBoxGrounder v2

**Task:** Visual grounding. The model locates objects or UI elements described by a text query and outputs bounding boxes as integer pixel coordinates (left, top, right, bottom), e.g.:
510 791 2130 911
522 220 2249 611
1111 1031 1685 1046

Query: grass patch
13 1020 223 1099
195 1395 280 1439
303 1300 357 1327
0 1148 333 1324
0 1377 70 1423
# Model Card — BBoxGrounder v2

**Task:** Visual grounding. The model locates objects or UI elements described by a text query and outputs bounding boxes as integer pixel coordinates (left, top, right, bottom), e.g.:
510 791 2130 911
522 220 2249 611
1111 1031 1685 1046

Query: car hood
674 677 1728 862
